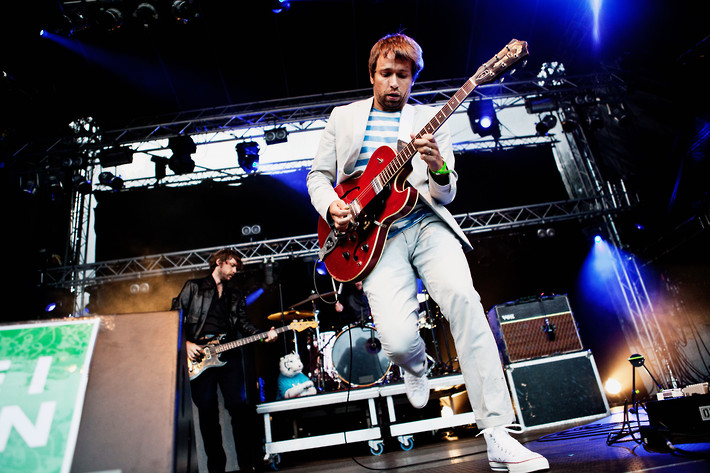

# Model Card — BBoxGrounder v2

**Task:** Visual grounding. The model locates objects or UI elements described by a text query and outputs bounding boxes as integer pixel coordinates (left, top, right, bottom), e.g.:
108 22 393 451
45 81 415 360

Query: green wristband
430 161 451 175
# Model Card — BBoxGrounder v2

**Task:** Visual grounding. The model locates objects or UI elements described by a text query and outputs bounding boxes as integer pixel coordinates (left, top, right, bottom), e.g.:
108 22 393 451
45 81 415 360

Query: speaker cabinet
505 351 609 430
71 311 197 473
487 295 583 364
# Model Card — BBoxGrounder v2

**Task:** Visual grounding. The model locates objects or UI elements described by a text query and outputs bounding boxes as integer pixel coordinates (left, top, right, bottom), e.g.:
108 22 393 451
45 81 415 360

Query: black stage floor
256 407 710 473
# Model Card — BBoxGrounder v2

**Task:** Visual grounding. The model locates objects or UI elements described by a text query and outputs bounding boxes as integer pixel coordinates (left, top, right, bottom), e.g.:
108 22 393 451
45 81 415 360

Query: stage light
241 224 262 237
246 288 265 306
72 175 92 195
535 114 558 135
97 7 124 31
134 2 159 27
168 135 197 175
524 96 557 114
586 108 604 130
46 175 64 200
172 0 199 23
98 146 134 167
467 99 500 139
98 171 124 191
594 235 602 244
315 261 328 276
21 179 38 196
271 0 291 13
264 127 288 145
236 141 260 173
560 109 580 132
610 103 630 127
537 227 556 238
604 378 622 395
574 93 596 106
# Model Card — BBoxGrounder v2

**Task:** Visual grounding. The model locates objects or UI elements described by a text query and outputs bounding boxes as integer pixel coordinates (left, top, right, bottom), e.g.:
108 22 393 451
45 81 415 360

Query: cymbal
289 291 338 308
267 310 316 322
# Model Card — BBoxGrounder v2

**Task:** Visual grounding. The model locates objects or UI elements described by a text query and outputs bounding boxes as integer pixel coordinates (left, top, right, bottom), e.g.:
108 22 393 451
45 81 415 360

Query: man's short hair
369 33 424 80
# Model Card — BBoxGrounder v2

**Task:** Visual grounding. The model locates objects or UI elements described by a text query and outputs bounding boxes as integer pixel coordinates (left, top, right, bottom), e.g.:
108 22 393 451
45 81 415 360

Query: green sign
0 318 100 473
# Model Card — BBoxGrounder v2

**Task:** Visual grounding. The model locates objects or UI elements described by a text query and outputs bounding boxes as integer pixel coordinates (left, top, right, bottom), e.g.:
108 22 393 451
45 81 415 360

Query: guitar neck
385 78 478 180
214 325 292 354
375 39 527 190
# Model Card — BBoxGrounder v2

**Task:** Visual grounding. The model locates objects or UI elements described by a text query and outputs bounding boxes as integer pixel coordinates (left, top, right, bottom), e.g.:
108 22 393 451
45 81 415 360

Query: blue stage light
594 235 603 244
467 99 500 139
315 261 328 276
246 288 265 306
39 29 48 37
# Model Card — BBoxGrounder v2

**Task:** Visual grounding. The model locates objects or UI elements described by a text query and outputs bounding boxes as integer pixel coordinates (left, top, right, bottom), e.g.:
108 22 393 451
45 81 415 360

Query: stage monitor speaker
487 294 583 364
505 350 610 430
71 311 197 473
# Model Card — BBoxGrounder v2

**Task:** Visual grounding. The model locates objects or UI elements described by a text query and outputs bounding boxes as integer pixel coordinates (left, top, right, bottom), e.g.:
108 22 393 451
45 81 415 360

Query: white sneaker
403 370 429 408
478 425 549 473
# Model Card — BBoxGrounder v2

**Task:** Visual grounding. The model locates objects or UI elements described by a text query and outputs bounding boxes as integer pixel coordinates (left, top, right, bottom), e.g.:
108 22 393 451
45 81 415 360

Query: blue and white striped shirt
355 108 431 238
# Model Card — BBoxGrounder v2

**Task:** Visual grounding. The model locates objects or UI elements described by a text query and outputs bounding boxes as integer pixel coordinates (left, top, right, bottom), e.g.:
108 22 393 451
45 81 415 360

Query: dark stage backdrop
93 168 317 260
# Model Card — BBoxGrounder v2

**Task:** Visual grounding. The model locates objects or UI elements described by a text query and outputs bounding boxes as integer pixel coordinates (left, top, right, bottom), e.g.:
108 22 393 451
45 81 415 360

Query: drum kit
267 287 454 392
267 290 395 391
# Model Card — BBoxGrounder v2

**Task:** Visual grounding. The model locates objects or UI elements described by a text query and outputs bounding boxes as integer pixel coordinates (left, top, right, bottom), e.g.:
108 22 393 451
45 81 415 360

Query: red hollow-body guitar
317 39 529 282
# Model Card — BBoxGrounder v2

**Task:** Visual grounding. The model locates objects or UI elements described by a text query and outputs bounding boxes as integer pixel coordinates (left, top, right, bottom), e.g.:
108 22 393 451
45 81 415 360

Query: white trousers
363 214 515 429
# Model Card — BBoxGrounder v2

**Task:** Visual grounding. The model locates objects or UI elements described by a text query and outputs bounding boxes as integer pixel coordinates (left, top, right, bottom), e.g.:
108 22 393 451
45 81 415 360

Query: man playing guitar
307 34 548 473
173 248 277 473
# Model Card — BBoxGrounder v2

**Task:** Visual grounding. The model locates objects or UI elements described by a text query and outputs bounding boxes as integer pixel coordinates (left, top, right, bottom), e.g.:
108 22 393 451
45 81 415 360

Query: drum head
331 325 391 387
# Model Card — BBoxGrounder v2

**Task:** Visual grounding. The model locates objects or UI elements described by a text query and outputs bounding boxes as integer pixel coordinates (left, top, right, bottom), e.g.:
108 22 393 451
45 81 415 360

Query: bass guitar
188 320 317 380
317 39 529 282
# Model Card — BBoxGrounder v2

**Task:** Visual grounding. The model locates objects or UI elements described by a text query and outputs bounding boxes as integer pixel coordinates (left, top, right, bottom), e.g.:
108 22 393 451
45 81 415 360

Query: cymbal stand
309 299 327 392
423 292 455 375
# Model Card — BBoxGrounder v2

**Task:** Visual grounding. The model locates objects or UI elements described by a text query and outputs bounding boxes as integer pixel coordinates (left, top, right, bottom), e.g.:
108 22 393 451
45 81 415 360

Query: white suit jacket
307 97 472 252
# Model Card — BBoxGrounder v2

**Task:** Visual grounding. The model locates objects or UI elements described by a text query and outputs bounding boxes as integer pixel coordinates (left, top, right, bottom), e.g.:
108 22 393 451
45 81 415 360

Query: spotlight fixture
236 141 260 173
21 179 38 196
241 224 262 237
46 175 64 201
574 93 596 106
535 114 558 135
609 103 630 127
271 0 291 13
97 146 134 167
97 7 124 31
536 227 556 238
134 2 159 27
586 107 604 130
168 135 197 175
98 171 124 191
172 0 199 23
264 127 288 145
524 96 557 114
72 174 92 195
467 99 500 139
560 109 580 132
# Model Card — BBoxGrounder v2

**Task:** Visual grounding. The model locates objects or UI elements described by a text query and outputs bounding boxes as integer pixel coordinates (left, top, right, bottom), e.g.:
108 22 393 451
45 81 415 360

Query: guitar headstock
472 39 529 86
289 320 319 332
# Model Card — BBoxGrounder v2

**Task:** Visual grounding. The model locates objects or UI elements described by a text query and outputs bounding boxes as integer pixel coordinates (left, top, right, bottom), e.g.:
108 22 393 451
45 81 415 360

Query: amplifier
487 295 583 364
505 351 609 430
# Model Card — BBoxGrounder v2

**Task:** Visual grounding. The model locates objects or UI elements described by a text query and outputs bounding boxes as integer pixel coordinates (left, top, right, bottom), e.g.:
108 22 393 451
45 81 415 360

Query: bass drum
331 325 391 387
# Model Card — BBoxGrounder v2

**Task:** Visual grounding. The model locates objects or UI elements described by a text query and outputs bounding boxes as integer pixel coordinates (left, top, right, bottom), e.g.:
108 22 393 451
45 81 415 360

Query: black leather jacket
172 275 261 342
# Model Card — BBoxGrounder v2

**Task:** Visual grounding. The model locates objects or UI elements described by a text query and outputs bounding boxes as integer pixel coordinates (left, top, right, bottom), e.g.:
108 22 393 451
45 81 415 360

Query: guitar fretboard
214 325 292 354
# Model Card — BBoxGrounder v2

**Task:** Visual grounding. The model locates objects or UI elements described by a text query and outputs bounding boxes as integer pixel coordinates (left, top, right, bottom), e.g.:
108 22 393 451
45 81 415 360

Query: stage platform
253 406 710 472
256 373 476 458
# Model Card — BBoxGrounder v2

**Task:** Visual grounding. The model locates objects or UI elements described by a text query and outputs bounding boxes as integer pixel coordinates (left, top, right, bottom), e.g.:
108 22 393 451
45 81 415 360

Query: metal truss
42 191 635 290
12 72 624 167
